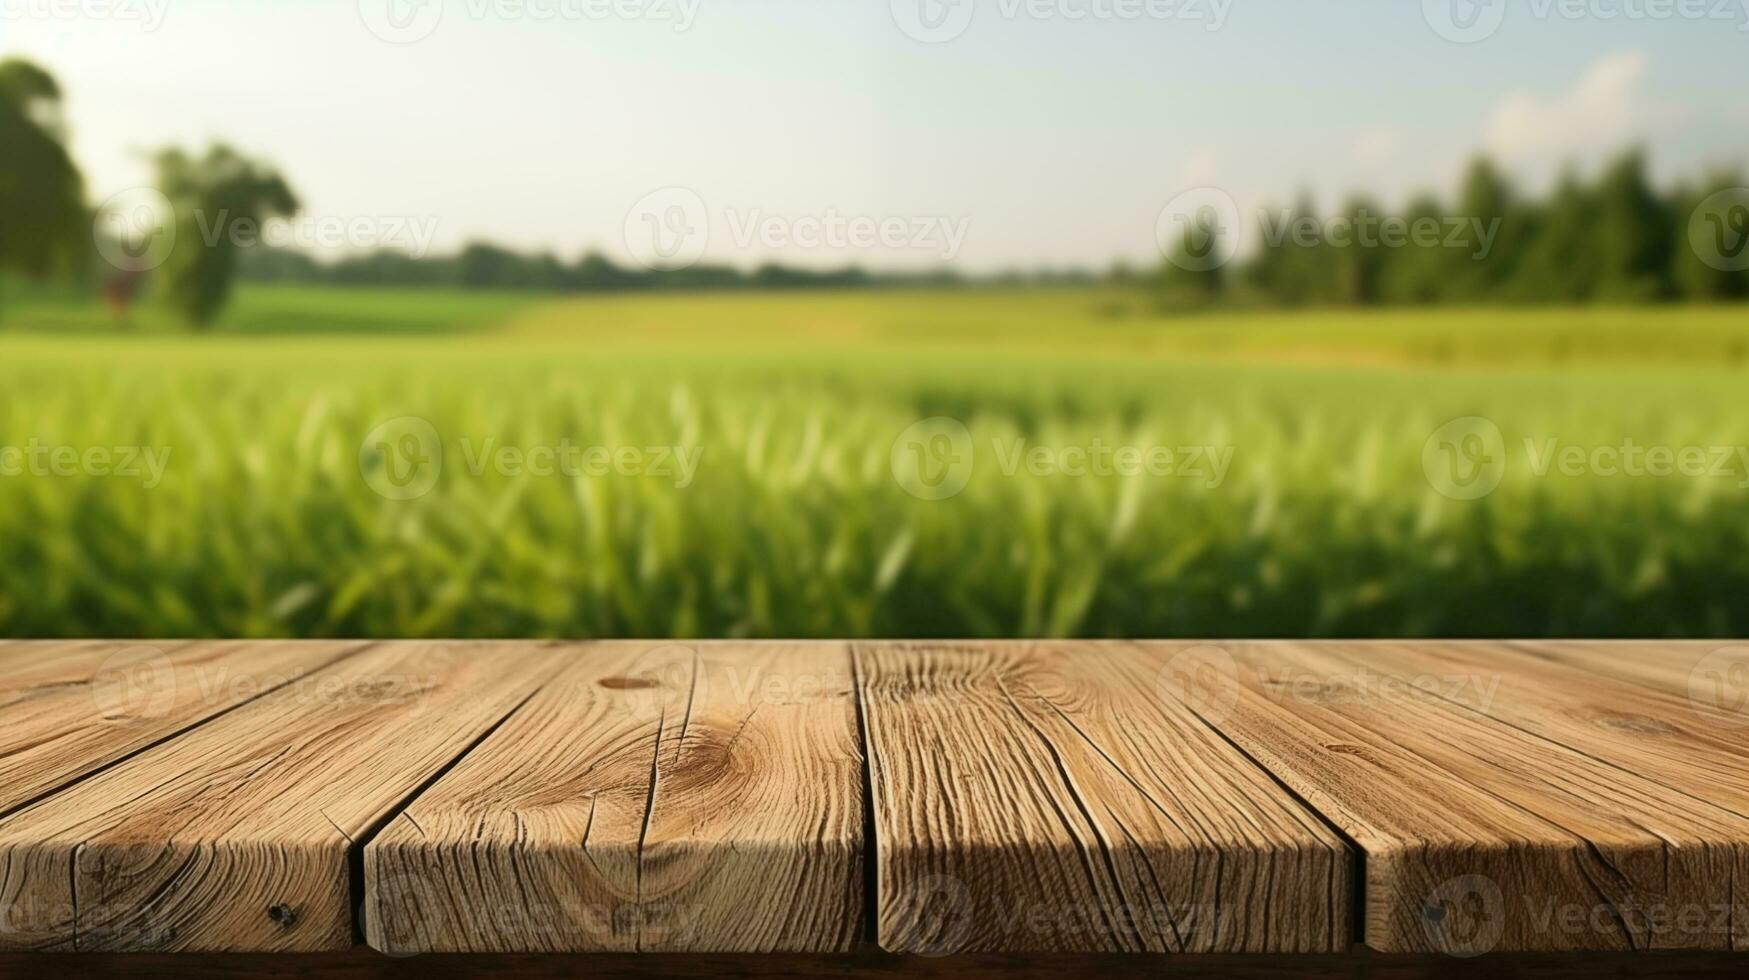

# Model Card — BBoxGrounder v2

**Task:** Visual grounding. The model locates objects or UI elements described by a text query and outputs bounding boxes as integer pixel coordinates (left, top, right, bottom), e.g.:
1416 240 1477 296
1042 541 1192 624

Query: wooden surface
0 639 1746 960
0 642 566 952
365 642 863 954
4 947 1746 980
0 641 366 815
1138 641 1749 955
857 641 1350 954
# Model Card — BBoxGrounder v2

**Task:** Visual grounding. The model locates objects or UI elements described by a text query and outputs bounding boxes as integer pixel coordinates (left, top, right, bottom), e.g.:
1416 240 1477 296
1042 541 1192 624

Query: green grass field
3 285 1748 639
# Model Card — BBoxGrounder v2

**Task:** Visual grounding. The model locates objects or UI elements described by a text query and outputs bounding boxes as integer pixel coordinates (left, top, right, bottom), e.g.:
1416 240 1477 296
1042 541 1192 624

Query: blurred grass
2 286 1748 639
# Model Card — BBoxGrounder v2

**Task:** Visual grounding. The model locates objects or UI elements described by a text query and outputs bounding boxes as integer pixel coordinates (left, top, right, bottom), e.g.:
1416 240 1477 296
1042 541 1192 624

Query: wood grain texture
0 642 567 953
1312 641 1749 807
1135 641 1749 955
857 641 1352 955
364 641 863 954
6 948 1749 980
1504 640 1749 725
0 641 365 814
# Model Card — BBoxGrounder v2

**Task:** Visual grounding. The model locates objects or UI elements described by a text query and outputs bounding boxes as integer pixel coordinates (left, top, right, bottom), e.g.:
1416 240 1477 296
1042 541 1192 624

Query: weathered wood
1137 640 1749 954
1312 640 1749 806
857 641 1352 955
4 639 1748 962
364 641 863 954
4 947 1748 980
0 641 366 814
1504 640 1749 730
0 642 567 953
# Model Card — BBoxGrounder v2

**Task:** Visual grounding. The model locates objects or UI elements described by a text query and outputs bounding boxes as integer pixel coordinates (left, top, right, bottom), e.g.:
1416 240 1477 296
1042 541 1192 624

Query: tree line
1158 153 1749 310
4 56 1746 330
239 244 975 293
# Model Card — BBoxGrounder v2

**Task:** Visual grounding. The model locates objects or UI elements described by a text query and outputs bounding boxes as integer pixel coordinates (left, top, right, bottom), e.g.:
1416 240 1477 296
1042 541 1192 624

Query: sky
3 0 1747 272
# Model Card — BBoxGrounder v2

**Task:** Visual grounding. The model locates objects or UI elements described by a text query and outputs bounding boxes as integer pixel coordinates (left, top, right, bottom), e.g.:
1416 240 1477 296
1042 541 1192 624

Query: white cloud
1181 149 1223 188
1482 51 1686 186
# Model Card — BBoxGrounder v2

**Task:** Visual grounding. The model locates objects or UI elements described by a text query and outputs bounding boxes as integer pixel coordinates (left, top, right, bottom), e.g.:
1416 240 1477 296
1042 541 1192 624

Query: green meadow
3 286 1748 639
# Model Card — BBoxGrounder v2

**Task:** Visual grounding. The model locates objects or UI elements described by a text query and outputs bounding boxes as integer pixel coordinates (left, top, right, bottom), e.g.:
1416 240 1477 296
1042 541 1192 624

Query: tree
1381 194 1449 305
0 59 86 314
1512 170 1596 303
1671 172 1749 303
1332 196 1387 306
1449 157 1522 301
156 145 299 327
1245 193 1335 307
1590 149 1674 302
1155 206 1228 311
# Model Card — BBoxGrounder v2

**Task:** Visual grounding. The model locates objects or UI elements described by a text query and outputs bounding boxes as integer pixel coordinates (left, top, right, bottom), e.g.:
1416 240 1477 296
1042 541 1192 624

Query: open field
3 287 1748 638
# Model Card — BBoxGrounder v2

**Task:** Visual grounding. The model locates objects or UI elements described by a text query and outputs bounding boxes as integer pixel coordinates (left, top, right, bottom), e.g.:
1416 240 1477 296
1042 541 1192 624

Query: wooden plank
365 641 863 954
857 641 1352 955
0 641 567 953
1138 641 1749 954
1304 641 1749 803
7 948 1749 980
0 641 366 815
1504 640 1749 729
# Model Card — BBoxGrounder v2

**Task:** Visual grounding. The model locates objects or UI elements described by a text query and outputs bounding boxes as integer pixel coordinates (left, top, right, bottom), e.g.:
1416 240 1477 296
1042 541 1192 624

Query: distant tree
1245 193 1329 307
1513 170 1597 303
1332 196 1387 305
458 241 552 288
0 59 86 314
1381 194 1449 305
156 144 299 328
1449 157 1522 300
1590 149 1674 302
1155 206 1227 310
1671 172 1749 303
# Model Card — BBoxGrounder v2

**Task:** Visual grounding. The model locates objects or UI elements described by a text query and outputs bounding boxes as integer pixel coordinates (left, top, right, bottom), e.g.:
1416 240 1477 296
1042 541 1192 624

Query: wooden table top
0 640 1743 961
